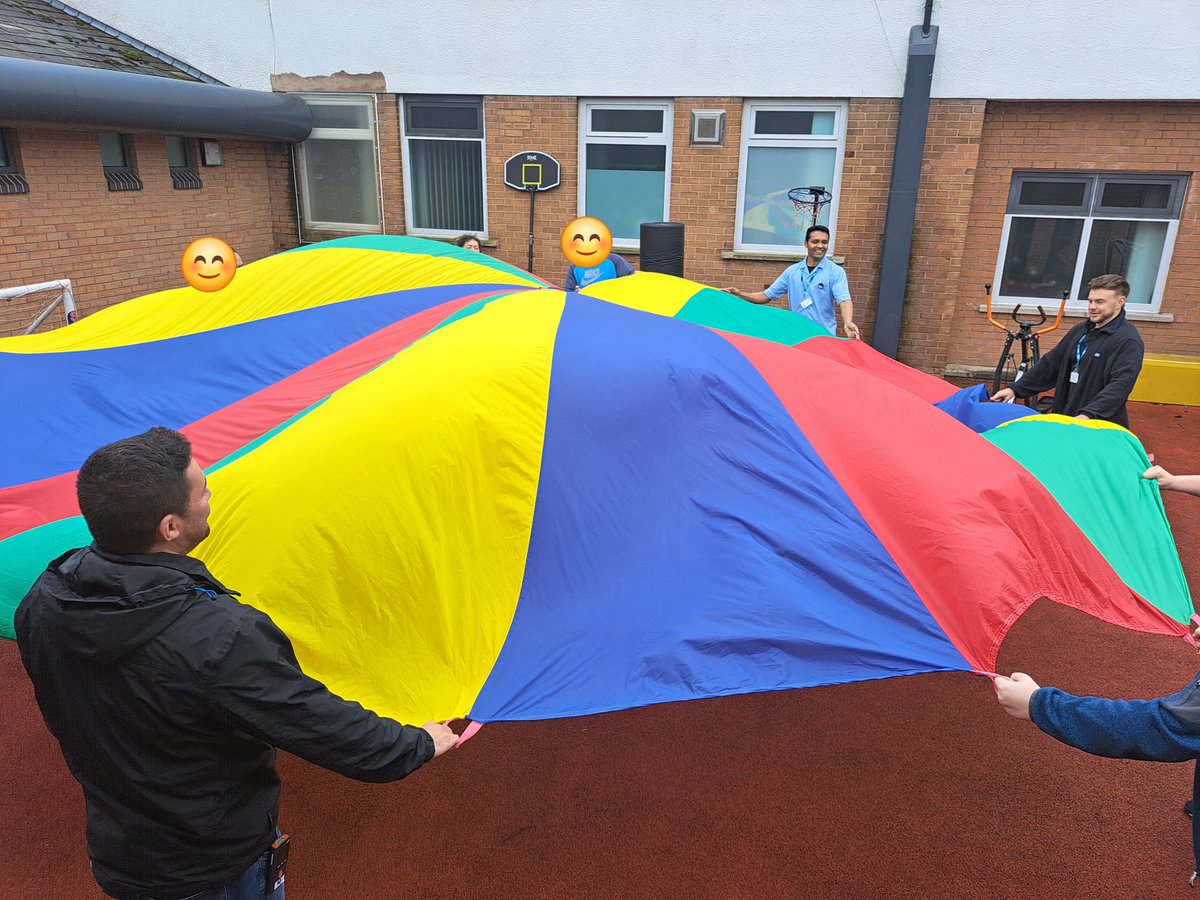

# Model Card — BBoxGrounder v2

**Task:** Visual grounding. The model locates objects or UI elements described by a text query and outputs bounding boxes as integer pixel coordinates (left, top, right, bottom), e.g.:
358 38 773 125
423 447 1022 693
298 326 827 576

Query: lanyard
799 262 821 296
1073 332 1089 371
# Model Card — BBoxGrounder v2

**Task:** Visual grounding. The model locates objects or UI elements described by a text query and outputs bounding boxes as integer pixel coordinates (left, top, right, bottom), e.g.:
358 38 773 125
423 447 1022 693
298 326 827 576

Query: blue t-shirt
763 257 851 334
565 253 635 291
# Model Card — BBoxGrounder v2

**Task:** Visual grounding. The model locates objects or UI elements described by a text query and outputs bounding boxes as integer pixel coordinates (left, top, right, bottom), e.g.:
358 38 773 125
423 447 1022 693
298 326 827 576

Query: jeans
119 850 284 900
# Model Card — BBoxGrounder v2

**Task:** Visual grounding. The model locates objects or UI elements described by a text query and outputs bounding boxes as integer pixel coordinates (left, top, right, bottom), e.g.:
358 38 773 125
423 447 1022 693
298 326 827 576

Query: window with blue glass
734 102 846 253
579 101 672 248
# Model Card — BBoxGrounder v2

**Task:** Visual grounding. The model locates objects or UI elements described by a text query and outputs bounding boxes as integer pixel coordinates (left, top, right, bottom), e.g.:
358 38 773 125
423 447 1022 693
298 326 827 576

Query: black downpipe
870 23 938 359
0 56 312 143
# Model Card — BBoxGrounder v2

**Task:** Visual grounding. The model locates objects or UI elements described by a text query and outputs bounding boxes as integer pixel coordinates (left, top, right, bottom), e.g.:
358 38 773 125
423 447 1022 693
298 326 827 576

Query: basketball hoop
787 186 833 232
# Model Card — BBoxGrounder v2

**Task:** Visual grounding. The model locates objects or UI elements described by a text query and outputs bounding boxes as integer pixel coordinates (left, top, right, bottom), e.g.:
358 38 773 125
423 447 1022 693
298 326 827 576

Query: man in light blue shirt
730 225 859 339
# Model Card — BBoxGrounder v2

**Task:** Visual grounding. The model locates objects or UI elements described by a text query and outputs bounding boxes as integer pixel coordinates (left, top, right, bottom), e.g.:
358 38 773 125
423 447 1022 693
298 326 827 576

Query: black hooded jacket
15 545 433 900
1009 308 1144 427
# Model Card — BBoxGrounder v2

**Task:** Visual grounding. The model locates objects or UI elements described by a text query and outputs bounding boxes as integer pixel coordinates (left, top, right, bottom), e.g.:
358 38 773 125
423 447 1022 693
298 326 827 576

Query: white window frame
992 172 1187 314
295 93 383 234
400 95 488 239
734 101 847 255
578 99 673 251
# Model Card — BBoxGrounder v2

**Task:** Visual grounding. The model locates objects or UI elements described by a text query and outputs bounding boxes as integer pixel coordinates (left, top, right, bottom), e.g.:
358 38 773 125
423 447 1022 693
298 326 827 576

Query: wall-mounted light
200 139 223 166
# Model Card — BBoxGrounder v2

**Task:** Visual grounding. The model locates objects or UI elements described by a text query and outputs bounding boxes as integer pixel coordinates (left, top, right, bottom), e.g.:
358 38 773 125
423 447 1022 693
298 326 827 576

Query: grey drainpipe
0 56 312 142
870 3 938 359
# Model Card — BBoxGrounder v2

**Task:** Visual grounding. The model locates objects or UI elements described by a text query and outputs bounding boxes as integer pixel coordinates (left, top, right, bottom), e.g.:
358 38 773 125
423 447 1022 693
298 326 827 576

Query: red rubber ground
2 402 1197 899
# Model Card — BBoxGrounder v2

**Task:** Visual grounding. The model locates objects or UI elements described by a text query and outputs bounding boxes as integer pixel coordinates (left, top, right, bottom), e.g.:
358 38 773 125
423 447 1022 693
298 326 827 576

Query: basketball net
788 187 832 232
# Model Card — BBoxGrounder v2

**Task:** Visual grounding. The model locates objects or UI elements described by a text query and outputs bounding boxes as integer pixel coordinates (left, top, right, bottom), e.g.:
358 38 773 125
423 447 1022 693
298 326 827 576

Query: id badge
1069 370 1080 384
268 834 290 892
799 296 814 310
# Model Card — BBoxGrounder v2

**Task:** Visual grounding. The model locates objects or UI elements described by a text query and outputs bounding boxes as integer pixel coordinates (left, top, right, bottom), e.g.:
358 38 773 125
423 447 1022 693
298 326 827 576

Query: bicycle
985 283 1068 406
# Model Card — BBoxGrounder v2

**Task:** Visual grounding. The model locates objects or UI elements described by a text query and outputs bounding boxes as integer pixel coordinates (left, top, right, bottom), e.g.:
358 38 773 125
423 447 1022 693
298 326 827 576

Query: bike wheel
992 351 1017 396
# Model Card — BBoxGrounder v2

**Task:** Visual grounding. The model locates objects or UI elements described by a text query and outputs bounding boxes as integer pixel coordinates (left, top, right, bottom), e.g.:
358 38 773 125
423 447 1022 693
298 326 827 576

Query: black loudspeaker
639 222 685 277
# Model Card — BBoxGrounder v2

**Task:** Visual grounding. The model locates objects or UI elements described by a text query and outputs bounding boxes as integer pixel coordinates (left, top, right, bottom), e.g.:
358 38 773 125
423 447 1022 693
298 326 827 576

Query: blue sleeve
612 254 635 277
1031 677 1200 763
831 266 851 303
764 265 792 301
564 266 578 292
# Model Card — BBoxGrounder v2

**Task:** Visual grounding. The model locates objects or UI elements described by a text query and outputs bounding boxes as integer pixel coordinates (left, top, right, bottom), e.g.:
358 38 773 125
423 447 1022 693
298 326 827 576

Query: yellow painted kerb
1130 354 1200 406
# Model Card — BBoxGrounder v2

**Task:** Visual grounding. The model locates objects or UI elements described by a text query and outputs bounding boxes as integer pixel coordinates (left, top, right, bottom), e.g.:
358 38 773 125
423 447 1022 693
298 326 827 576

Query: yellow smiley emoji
560 217 613 269
181 237 238 292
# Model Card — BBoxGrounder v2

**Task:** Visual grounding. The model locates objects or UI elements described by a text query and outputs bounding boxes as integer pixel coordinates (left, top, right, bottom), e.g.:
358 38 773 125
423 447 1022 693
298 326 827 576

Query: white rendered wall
62 0 1200 100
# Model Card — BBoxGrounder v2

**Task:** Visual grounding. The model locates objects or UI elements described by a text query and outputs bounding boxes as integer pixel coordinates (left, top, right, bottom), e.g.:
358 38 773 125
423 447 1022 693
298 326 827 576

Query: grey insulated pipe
0 56 313 142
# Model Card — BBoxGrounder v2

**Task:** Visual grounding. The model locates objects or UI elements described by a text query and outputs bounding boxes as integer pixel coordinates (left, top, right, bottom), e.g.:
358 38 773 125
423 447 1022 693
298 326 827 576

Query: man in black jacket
15 427 457 900
990 273 1145 428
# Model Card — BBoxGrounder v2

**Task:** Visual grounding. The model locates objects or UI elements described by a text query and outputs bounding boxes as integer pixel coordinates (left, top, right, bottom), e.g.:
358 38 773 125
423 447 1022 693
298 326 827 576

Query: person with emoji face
561 216 635 291
181 237 240 293
729 225 859 339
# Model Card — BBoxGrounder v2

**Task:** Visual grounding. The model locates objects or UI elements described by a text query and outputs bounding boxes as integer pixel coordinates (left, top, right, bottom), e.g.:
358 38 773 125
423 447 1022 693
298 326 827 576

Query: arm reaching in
839 299 860 340
994 672 1041 720
990 387 1016 403
729 288 771 304
1144 466 1200 498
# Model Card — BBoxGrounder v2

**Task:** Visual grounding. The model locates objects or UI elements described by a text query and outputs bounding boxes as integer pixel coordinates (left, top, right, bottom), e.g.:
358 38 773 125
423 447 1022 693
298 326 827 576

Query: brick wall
13 97 1195 374
482 96 579 279
474 96 909 312
900 99 987 371
376 96 406 237
266 140 301 255
943 101 1200 375
0 127 295 337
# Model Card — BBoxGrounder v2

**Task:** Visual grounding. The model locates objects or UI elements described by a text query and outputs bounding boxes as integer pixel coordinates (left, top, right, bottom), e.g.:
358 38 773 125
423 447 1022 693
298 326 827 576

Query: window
579 100 672 247
295 94 381 233
166 136 202 190
735 102 847 253
99 133 142 191
995 172 1188 311
0 128 29 195
401 96 485 237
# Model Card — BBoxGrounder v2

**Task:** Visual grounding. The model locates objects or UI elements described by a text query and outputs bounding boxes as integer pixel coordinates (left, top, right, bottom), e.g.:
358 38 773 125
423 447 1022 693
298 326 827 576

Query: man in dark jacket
990 273 1144 428
15 427 457 900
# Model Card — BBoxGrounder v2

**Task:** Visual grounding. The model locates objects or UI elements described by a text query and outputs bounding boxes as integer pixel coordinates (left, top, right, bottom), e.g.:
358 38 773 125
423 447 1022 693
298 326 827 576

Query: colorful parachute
0 236 1190 726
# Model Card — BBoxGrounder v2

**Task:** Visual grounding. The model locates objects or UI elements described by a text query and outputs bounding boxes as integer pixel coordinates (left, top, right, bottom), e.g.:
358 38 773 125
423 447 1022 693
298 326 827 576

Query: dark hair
76 427 193 555
453 233 480 248
805 225 831 241
1087 274 1131 298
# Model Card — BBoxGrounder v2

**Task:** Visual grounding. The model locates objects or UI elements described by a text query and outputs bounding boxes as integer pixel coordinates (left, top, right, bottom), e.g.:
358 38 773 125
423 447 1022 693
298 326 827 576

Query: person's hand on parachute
1144 465 1176 489
422 721 459 757
993 672 1041 720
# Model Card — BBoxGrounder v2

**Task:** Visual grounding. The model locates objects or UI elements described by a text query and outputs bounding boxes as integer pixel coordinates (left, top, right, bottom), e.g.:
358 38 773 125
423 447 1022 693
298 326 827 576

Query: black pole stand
526 186 537 274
